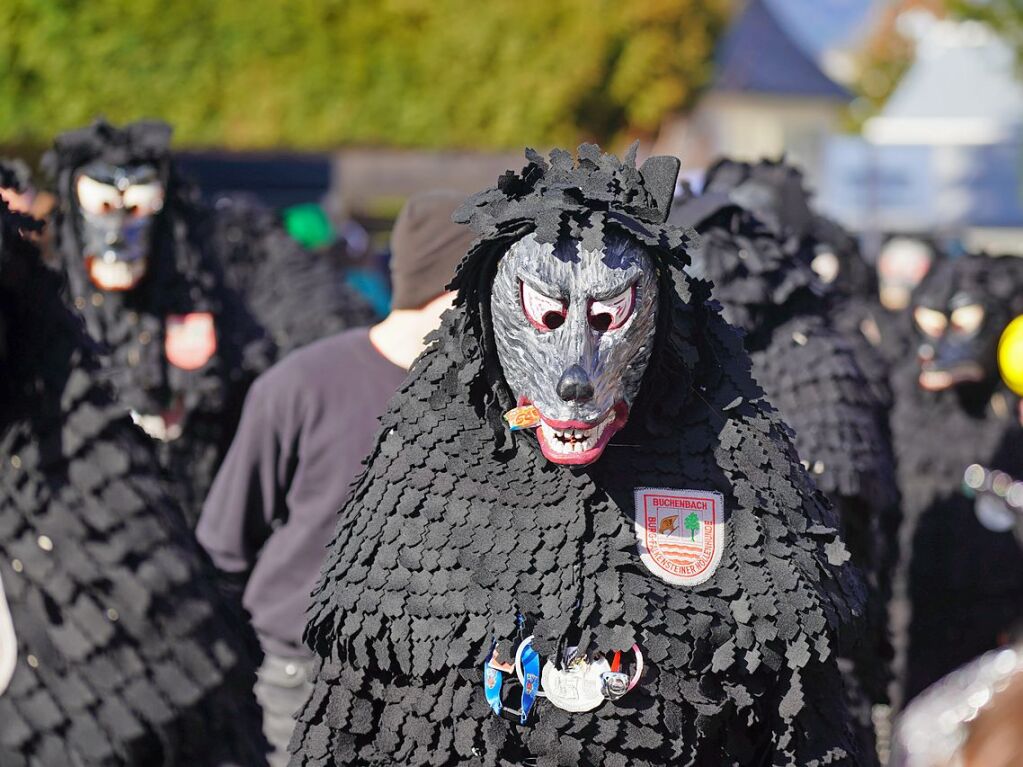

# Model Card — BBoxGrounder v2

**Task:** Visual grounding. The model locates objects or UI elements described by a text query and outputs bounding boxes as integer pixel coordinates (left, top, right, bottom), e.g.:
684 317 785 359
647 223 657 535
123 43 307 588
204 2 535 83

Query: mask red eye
588 286 635 332
521 281 567 332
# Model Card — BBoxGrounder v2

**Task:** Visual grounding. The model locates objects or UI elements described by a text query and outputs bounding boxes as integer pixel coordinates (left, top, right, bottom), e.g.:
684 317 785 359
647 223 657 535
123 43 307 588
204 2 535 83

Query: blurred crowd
0 119 1021 767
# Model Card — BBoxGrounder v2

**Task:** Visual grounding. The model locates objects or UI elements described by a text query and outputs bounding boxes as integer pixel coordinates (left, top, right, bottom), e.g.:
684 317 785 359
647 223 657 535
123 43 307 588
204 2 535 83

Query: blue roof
714 0 850 100
765 0 877 60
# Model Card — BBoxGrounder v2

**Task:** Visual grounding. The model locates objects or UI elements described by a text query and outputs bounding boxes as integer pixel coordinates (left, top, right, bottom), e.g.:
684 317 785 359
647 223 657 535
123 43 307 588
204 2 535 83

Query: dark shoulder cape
210 195 377 357
47 121 274 524
291 147 865 764
0 201 267 765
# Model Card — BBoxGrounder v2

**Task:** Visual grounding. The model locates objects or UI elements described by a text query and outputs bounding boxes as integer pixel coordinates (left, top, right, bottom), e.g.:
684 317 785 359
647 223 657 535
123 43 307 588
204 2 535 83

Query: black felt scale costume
289 146 866 766
670 188 898 763
0 199 268 765
210 194 377 358
47 120 274 526
889 254 1023 708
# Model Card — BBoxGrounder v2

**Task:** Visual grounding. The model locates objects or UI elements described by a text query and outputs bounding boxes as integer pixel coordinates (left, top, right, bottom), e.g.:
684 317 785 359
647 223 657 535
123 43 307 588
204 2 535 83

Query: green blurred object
283 203 334 249
0 0 730 151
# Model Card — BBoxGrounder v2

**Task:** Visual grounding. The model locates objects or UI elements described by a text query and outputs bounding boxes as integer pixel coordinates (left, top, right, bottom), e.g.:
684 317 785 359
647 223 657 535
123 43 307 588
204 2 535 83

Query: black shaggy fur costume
0 199 268 765
47 120 274 525
671 189 898 753
289 146 866 766
889 254 1023 708
209 194 377 358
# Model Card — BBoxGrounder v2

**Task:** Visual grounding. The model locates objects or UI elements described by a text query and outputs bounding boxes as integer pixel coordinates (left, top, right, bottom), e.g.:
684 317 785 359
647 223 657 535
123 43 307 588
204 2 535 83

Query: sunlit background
1 0 1020 254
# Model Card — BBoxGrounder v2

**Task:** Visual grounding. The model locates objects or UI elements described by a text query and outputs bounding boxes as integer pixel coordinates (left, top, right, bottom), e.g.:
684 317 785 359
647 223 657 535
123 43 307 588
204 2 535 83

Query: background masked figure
888 253 1023 709
671 179 899 760
701 157 899 400
701 159 871 295
0 198 267 764
289 145 865 766
47 119 274 525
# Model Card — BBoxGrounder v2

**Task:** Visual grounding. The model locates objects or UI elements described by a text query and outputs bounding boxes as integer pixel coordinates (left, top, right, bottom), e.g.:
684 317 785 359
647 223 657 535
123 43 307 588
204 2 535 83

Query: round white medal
540 657 610 712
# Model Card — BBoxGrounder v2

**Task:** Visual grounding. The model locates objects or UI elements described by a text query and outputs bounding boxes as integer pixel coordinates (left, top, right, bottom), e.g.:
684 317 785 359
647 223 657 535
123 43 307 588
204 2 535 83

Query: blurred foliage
949 0 1023 62
844 0 945 130
0 0 730 151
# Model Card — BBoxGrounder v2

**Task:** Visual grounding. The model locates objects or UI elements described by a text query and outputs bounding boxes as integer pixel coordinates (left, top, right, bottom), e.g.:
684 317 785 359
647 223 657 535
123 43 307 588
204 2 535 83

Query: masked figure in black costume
701 158 902 394
289 145 865 766
209 194 377 358
47 120 274 525
0 198 268 764
671 173 898 756
701 159 866 292
889 253 1023 708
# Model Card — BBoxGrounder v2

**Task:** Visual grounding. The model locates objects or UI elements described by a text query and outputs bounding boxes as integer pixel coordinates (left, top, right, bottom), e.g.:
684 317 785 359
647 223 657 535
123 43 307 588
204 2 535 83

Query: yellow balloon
999 315 1023 396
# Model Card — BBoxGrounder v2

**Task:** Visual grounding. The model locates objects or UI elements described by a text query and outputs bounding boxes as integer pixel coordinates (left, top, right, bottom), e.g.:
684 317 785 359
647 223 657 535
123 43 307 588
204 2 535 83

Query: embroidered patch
633 487 725 586
165 312 216 371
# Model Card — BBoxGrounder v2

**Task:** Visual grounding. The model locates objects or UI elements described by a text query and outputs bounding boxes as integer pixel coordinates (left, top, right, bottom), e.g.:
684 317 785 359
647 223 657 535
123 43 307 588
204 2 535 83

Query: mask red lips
534 402 629 466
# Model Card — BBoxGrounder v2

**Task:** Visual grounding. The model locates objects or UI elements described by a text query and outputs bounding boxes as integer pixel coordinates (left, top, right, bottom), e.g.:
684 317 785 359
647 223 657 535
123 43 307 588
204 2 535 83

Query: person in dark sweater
196 189 473 766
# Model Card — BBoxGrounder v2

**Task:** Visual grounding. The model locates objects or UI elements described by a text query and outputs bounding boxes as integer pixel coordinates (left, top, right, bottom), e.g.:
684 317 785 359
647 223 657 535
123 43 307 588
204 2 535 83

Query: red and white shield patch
165 312 217 371
633 487 725 586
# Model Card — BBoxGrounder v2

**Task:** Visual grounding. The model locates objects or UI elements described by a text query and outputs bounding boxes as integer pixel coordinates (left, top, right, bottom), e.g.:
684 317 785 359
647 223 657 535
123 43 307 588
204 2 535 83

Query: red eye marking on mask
521 281 567 332
588 285 635 332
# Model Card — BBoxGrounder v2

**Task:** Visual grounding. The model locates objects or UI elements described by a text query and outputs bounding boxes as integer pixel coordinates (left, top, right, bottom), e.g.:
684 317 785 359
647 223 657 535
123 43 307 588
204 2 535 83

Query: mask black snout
931 337 977 371
557 364 594 403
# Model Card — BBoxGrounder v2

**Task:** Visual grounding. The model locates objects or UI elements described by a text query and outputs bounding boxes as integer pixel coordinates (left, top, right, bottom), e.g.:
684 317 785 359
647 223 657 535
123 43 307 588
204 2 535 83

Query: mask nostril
557 364 594 402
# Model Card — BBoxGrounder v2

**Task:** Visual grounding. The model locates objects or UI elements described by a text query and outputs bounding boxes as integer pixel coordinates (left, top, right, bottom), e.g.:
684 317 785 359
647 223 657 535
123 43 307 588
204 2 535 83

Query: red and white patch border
633 487 725 586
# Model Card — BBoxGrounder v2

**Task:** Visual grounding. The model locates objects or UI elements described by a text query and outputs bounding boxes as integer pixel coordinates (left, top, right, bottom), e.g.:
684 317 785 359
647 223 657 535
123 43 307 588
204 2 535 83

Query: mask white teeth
540 410 617 454
90 259 146 290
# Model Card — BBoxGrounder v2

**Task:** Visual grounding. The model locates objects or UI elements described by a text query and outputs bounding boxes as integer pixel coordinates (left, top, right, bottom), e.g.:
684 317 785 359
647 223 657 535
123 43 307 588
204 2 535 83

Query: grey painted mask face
491 230 658 466
73 160 165 291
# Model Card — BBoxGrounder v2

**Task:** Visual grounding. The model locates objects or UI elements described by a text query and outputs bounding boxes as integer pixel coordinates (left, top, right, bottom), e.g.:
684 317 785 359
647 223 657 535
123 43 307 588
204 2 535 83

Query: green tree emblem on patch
684 512 701 541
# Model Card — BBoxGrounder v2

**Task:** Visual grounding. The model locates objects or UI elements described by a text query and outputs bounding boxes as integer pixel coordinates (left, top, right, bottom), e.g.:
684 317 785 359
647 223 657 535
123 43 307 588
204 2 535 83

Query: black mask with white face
911 254 1023 394
73 160 165 291
491 230 658 465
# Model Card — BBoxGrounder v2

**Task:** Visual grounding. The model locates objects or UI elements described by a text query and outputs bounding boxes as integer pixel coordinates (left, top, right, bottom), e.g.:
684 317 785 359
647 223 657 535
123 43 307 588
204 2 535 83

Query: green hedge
0 0 729 150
